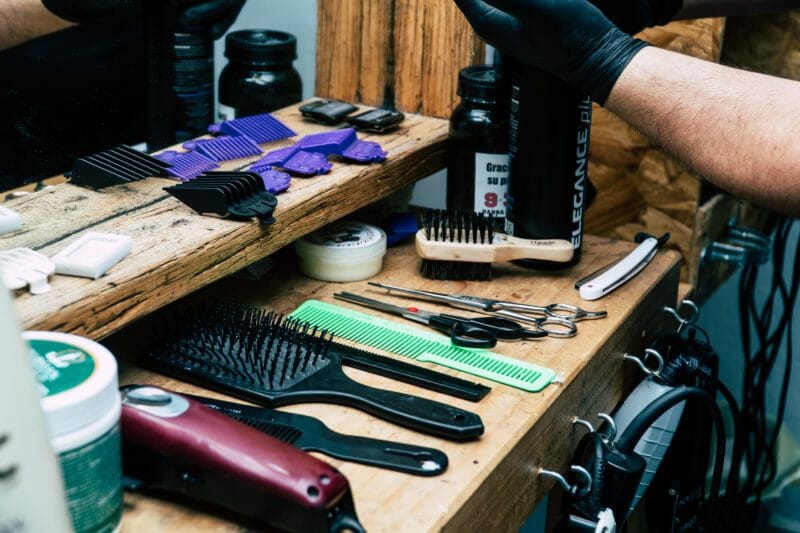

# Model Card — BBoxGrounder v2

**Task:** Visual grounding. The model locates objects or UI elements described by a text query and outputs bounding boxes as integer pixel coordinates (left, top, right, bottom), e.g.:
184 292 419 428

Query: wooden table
111 236 680 532
2 102 681 531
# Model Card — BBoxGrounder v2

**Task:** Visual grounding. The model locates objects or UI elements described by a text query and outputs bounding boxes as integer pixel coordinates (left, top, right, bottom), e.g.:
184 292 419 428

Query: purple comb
282 151 332 176
154 150 182 163
255 168 292 194
251 145 299 170
209 113 296 144
340 140 388 163
294 128 357 155
160 151 219 180
193 136 263 162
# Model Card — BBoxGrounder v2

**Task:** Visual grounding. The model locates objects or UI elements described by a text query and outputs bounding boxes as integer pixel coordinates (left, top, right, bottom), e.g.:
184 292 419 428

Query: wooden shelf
1 104 448 339
111 236 681 532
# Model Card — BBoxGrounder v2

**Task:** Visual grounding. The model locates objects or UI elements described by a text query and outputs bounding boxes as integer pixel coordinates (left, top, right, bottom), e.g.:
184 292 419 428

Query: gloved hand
454 0 650 104
590 0 682 34
41 0 245 39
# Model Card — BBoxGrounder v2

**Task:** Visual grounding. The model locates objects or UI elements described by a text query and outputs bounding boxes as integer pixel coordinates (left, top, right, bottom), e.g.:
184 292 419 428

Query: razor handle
120 385 363 533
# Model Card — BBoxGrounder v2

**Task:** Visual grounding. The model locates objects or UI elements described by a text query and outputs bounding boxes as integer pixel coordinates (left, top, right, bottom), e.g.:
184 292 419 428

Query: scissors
367 282 607 337
333 292 548 349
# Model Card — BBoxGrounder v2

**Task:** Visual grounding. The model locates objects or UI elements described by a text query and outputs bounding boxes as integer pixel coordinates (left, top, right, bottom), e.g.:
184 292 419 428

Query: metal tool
333 292 547 349
367 282 605 337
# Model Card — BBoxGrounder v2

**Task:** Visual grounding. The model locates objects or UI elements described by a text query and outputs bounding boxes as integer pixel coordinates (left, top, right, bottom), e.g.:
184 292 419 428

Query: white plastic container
25 331 123 533
0 289 71 533
295 221 388 282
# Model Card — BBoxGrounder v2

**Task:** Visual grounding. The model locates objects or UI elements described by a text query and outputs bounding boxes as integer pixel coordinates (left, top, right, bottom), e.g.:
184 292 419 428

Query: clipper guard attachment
209 113 296 144
164 171 278 224
155 150 219 181
192 136 263 162
67 145 170 189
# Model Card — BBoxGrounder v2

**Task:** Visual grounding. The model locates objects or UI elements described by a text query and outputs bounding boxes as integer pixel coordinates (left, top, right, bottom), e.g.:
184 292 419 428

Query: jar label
60 424 123 533
305 221 383 249
29 340 95 397
474 152 509 217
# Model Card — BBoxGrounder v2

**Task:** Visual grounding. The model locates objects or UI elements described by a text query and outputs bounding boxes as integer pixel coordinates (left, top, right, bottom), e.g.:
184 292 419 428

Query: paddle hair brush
416 210 574 280
142 303 484 441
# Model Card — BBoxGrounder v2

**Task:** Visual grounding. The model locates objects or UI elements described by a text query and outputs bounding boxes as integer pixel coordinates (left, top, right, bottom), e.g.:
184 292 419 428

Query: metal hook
663 300 699 332
572 416 595 434
623 347 664 377
538 465 593 497
597 413 617 443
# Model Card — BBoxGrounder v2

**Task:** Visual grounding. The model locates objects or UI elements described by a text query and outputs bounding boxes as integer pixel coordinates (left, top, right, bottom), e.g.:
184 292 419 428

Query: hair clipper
120 385 364 532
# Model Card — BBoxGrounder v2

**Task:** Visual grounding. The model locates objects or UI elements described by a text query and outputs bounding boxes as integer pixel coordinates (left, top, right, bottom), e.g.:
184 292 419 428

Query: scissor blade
367 281 491 311
333 292 432 324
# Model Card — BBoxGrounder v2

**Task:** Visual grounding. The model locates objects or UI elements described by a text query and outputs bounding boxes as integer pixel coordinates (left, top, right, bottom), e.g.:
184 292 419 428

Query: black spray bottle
503 59 593 267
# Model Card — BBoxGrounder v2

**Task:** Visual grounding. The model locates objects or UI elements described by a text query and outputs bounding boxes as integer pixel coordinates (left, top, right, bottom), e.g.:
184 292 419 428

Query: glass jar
218 29 302 121
446 64 511 223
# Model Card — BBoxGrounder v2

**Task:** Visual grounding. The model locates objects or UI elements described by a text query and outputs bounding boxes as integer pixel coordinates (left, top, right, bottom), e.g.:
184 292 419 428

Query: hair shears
367 282 607 337
333 292 547 349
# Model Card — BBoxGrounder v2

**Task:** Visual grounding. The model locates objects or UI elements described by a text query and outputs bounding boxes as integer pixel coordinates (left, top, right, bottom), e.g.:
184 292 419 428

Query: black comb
67 145 170 189
189 394 449 476
419 209 495 281
164 171 277 224
142 303 484 441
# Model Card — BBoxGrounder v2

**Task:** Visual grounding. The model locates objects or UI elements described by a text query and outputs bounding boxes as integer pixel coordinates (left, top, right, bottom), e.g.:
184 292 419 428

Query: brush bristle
146 303 331 391
418 209 495 281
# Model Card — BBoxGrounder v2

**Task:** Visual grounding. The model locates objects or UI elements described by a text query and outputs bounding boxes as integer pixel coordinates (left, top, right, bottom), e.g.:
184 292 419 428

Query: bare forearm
606 46 800 215
677 0 800 19
0 0 73 50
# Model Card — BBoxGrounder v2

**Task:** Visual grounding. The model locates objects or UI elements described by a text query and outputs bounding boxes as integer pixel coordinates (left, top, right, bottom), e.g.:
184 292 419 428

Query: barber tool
368 282 607 337
164 171 278 224
142 303 483 441
300 99 359 125
290 300 557 393
575 233 670 301
346 108 405 133
121 385 364 532
416 209 573 280
333 342 490 402
155 150 219 181
67 145 170 189
190 394 448 476
192 135 263 162
209 113 296 144
0 248 55 295
334 291 546 348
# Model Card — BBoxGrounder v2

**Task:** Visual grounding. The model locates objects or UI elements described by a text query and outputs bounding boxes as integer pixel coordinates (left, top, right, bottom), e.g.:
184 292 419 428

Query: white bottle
0 287 72 532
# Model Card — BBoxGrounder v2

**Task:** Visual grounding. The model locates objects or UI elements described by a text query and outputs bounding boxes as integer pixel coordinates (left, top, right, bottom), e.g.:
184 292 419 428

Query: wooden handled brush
416 210 574 280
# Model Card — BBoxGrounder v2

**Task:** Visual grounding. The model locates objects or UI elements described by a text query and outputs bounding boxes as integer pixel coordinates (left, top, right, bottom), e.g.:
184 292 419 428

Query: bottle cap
225 30 298 67
457 64 508 103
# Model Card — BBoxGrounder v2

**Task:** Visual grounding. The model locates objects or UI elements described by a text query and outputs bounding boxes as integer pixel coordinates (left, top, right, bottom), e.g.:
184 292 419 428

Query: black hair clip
67 145 170 189
164 171 277 224
299 99 359 125
346 108 405 133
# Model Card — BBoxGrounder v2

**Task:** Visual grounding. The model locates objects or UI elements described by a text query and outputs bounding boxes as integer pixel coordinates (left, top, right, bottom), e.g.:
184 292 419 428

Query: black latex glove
42 0 245 39
590 0 682 34
454 0 650 104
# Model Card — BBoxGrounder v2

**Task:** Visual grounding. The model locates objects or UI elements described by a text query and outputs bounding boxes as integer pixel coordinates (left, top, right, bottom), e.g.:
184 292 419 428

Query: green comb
290 300 556 392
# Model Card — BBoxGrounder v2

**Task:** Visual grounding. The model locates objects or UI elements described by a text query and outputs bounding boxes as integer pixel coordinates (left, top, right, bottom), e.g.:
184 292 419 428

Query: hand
590 0 682 34
454 0 650 103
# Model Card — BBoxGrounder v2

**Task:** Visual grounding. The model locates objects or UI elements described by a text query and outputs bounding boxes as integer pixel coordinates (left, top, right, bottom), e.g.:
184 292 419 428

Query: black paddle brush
143 303 484 441
416 209 573 280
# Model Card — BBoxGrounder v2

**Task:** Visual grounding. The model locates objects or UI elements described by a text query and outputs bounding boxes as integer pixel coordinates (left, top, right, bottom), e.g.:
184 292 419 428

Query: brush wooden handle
415 229 574 263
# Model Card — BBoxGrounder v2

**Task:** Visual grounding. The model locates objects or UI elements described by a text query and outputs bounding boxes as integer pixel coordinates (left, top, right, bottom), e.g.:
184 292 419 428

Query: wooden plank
3 104 448 339
110 235 681 532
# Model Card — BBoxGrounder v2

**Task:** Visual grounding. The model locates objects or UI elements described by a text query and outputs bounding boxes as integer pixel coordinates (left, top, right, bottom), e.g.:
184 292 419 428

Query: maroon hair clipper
120 385 364 532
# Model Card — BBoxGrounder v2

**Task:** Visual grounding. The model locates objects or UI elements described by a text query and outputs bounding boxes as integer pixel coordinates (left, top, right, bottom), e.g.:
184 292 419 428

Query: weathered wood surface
2 104 448 339
113 236 681 532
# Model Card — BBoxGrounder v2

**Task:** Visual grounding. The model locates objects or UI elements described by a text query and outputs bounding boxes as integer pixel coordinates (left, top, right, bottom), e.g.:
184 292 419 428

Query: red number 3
484 193 498 208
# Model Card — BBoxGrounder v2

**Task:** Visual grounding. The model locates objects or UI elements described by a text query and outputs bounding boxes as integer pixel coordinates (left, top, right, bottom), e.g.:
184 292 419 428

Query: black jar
218 30 302 121
446 65 511 222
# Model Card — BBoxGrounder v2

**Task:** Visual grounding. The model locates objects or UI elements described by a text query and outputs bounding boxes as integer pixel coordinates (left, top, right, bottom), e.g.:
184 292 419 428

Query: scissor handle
428 315 497 349
543 303 608 322
534 317 578 338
